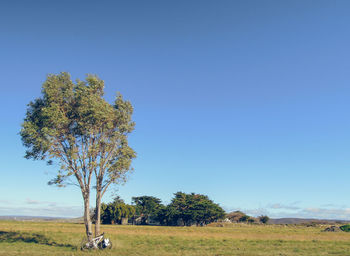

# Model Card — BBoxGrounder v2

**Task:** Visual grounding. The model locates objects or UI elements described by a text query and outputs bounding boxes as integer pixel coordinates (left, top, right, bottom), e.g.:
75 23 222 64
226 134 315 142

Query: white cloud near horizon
25 198 57 207
228 202 350 220
0 199 83 218
268 203 300 211
0 205 83 218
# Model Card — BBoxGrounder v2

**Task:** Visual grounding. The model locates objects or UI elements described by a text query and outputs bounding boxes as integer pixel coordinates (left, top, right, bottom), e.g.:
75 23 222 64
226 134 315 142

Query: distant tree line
93 192 225 226
93 192 269 226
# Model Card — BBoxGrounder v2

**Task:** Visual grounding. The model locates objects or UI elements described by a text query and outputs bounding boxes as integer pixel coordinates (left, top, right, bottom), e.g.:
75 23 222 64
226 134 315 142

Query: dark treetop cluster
97 192 226 226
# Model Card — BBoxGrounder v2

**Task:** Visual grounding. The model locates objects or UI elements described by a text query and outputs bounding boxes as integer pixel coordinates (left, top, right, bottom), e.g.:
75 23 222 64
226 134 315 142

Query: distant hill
269 218 349 225
0 215 65 221
0 215 82 223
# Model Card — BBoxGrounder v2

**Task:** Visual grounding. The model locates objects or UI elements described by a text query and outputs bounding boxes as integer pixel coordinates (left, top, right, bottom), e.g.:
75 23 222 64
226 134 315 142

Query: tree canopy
157 192 225 226
97 197 135 224
20 72 136 240
132 196 163 224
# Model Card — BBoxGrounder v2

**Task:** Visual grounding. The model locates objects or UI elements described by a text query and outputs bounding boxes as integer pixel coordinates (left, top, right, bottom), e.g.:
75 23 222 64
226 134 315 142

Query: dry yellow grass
0 221 350 255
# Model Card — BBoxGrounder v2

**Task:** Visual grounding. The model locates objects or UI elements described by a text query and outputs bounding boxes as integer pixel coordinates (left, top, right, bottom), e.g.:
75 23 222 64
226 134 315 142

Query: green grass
1 221 350 255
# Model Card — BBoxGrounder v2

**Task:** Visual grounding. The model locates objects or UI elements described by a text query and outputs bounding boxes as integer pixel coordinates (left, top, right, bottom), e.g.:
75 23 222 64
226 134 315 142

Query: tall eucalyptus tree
20 72 136 241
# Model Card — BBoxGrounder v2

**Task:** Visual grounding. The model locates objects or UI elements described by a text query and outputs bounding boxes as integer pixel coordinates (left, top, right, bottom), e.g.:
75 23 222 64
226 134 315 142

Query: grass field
1 221 350 255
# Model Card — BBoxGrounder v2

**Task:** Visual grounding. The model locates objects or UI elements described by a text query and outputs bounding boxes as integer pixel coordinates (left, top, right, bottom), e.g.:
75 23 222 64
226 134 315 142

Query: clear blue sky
1 0 350 219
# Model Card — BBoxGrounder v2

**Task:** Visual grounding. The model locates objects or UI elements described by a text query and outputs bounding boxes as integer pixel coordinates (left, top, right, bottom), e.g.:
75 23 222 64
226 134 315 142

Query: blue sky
1 0 350 219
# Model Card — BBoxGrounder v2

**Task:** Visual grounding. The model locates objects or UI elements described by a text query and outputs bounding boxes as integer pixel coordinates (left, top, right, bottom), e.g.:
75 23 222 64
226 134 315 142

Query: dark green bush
340 224 350 232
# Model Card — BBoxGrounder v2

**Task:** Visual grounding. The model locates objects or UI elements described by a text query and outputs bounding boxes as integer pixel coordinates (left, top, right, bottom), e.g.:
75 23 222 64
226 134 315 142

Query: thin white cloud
0 198 83 218
26 198 41 205
299 207 350 220
268 203 300 210
240 204 350 220
244 208 269 216
25 198 57 206
320 203 347 208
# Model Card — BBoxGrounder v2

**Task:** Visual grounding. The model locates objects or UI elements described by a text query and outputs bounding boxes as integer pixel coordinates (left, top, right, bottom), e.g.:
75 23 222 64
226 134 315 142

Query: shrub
258 215 270 224
226 211 246 222
340 224 350 232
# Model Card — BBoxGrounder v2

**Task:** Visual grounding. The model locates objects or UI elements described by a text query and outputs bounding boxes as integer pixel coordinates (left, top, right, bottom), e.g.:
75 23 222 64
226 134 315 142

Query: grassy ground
0 221 350 255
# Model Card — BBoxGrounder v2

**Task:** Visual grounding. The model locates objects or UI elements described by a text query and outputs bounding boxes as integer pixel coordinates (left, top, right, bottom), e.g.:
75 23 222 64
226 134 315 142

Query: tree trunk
83 192 93 242
95 188 102 237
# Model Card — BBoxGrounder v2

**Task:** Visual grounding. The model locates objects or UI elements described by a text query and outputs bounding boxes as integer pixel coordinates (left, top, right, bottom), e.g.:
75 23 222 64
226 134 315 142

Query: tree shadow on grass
0 231 76 250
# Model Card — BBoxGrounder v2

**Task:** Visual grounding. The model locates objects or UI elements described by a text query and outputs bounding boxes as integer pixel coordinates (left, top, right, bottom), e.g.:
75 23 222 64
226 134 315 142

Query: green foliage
20 72 136 189
259 215 270 224
157 192 226 226
340 224 350 232
248 218 256 223
153 205 174 226
132 196 163 224
98 198 135 224
238 215 250 223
